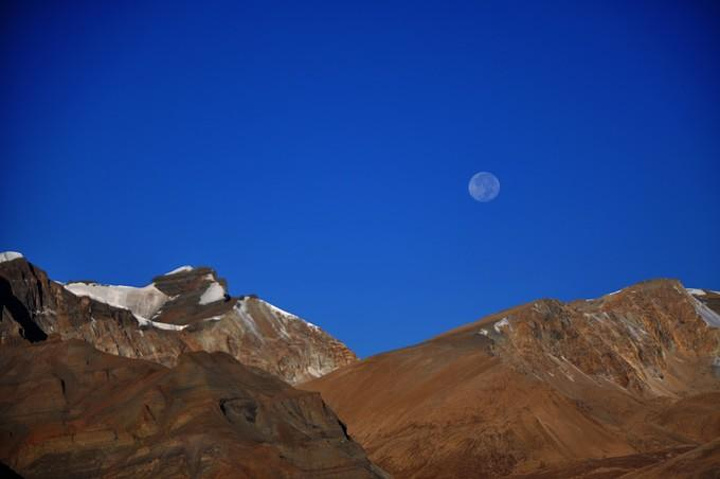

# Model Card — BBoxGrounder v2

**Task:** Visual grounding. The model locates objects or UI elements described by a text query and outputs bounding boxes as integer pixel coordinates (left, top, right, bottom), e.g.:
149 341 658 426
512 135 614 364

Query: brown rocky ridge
0 253 356 385
305 280 720 478
0 338 387 478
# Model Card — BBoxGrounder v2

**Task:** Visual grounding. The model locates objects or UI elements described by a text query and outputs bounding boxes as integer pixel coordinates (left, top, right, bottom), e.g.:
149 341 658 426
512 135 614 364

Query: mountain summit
0 252 356 384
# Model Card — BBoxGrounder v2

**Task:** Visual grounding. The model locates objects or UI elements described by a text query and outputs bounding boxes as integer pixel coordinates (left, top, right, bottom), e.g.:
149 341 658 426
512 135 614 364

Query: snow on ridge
305 320 321 331
199 282 226 305
686 288 706 296
0 251 24 263
65 282 169 319
135 315 188 331
261 300 298 319
165 265 193 275
64 282 189 331
234 299 261 337
691 296 720 329
260 299 321 331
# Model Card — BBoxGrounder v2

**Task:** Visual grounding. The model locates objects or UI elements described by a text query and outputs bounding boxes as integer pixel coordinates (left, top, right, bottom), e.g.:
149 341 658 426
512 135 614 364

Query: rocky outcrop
0 339 387 478
449 279 720 395
0 254 356 384
305 279 720 478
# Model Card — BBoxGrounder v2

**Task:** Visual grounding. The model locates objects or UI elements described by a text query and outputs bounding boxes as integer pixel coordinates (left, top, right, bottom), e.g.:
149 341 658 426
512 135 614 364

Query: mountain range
1 251 718 478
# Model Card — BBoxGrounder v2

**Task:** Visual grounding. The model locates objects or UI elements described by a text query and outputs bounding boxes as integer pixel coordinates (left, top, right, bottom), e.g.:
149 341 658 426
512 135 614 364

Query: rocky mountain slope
0 252 355 384
4 249 719 478
0 338 386 478
305 279 720 478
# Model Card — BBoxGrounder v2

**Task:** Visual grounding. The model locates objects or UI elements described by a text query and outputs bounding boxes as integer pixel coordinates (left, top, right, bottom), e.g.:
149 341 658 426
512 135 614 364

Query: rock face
0 255 356 384
0 339 387 478
305 280 720 478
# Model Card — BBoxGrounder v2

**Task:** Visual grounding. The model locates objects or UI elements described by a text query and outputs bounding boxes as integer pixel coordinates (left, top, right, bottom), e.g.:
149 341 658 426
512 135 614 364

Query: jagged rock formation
0 254 355 384
0 339 387 478
305 280 720 478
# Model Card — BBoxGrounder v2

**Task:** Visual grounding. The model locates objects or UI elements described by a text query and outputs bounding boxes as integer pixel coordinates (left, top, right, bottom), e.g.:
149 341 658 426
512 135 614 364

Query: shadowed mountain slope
0 339 387 478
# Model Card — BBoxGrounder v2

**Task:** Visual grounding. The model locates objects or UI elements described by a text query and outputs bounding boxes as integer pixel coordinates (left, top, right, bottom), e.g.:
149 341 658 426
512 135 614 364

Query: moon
468 172 500 202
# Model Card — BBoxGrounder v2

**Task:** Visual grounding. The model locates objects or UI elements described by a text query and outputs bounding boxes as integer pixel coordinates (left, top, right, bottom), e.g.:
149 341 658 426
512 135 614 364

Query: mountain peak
0 257 356 384
0 251 24 263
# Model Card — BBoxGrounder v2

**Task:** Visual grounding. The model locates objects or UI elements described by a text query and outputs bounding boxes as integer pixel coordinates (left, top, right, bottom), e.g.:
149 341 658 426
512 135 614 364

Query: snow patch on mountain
199 282 226 305
0 251 24 263
691 297 720 329
686 288 706 296
135 316 189 331
494 317 511 333
262 300 298 318
63 281 193 331
260 299 321 331
234 300 261 337
165 265 193 275
65 282 170 319
304 320 321 331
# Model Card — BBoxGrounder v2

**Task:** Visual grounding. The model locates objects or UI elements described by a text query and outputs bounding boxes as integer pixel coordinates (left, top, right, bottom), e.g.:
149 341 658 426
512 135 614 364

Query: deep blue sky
2 1 719 357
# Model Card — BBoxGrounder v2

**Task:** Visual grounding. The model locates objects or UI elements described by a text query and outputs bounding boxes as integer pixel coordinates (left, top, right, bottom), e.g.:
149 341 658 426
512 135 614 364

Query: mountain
0 338 387 478
305 279 720 478
4 250 719 478
0 253 355 384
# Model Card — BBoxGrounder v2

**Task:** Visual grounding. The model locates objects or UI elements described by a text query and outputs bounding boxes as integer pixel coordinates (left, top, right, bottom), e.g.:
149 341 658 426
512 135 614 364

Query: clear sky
2 1 719 357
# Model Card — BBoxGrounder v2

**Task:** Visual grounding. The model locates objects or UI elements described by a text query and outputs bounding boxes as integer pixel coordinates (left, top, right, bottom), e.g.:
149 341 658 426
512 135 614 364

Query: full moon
468 172 500 202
